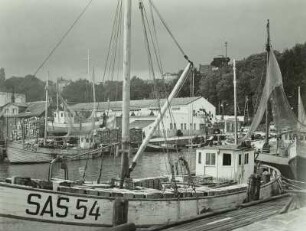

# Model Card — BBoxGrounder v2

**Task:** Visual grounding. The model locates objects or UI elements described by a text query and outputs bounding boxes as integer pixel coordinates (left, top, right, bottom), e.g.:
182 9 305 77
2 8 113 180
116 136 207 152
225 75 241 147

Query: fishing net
241 50 306 141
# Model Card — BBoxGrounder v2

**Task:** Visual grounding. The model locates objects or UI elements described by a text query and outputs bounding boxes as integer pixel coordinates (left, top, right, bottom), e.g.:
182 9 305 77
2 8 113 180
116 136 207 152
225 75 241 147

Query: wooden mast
44 72 49 145
91 67 96 130
265 19 271 145
233 59 238 145
120 0 132 188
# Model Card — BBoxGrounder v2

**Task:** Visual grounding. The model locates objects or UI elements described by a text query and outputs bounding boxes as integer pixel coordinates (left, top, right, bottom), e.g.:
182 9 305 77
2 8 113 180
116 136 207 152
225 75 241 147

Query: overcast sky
0 0 306 82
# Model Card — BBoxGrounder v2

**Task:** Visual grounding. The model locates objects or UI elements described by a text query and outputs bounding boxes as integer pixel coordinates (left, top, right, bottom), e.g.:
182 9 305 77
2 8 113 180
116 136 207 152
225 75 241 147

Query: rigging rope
139 1 188 189
102 0 122 82
96 152 104 183
34 0 94 76
139 1 175 179
148 0 191 63
149 2 164 75
82 153 90 181
141 0 180 141
101 0 123 103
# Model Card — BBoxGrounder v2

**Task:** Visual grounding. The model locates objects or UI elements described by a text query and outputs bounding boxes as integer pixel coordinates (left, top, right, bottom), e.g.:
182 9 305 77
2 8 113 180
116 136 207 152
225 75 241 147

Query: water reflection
0 151 196 182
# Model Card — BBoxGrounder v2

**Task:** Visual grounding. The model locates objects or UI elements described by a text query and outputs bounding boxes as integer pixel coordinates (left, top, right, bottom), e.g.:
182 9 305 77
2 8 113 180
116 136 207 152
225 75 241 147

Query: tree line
0 41 305 116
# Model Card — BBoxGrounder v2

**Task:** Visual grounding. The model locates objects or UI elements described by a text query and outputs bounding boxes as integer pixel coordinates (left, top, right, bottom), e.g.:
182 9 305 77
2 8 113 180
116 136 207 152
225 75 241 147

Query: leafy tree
20 75 45 101
0 68 5 89
279 42 306 114
62 79 93 104
130 76 150 100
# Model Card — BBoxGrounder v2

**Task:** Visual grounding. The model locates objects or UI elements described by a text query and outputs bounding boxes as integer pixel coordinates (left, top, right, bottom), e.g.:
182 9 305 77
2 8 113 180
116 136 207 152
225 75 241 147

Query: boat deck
144 195 292 231
55 176 247 200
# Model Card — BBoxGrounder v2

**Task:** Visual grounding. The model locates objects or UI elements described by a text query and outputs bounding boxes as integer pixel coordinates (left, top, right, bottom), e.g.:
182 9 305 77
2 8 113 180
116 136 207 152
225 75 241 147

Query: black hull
289 155 306 182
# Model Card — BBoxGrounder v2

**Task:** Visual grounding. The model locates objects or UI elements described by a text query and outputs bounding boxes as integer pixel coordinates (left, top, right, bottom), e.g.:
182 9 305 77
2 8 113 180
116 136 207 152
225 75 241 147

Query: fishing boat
6 75 105 164
47 51 104 135
0 1 283 230
244 21 306 182
5 139 104 164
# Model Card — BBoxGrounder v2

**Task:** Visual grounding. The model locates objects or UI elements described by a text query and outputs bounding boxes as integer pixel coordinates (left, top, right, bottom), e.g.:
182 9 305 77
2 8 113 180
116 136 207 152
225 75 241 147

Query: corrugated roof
0 102 28 109
70 96 202 111
129 120 154 129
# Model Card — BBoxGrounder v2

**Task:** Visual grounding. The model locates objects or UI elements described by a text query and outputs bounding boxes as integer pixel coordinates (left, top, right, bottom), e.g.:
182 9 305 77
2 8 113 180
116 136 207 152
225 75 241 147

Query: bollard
113 198 129 226
247 174 256 202
254 174 261 200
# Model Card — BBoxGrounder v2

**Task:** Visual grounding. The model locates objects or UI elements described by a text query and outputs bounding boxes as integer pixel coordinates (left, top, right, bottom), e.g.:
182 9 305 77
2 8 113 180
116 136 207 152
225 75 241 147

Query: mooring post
113 198 129 226
247 174 256 202
254 174 261 200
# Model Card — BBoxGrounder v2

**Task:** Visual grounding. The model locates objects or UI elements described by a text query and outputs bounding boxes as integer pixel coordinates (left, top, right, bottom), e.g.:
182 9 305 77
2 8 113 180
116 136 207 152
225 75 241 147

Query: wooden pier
144 194 293 231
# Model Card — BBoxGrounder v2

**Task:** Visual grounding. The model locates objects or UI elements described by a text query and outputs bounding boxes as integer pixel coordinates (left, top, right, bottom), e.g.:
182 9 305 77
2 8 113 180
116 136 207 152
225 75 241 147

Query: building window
190 123 192 129
200 124 205 130
223 153 231 166
181 123 183 130
170 123 173 130
61 112 64 117
244 153 249 164
239 154 242 165
174 123 177 129
205 153 216 165
198 152 201 164
12 108 16 114
194 123 196 130
184 123 187 130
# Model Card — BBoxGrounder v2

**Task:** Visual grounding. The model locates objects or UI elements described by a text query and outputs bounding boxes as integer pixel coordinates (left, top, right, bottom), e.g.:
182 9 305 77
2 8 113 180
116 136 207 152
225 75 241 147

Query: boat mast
92 67 96 130
265 19 271 145
44 72 49 145
120 0 132 188
233 59 238 145
56 78 59 113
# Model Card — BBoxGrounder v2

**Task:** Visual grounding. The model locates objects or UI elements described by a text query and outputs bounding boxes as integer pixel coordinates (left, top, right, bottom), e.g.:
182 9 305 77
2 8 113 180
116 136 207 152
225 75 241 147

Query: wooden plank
151 195 291 231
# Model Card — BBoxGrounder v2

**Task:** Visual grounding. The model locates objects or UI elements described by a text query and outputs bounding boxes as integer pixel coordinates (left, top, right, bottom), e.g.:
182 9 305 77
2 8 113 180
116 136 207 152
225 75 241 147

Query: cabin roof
197 144 254 152
70 97 202 111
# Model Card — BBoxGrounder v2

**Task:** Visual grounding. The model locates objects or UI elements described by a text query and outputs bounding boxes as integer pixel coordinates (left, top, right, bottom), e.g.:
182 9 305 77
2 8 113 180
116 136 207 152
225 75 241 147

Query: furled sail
298 86 306 125
242 49 306 141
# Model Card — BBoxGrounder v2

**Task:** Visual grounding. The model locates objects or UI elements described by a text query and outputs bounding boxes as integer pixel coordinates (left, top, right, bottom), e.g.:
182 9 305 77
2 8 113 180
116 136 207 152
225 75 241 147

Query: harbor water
0 150 196 182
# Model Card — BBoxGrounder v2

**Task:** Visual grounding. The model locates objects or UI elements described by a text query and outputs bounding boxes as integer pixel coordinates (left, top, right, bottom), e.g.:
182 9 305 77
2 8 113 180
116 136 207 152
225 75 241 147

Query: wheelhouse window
205 153 216 165
244 153 249 164
198 152 202 164
223 153 231 166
